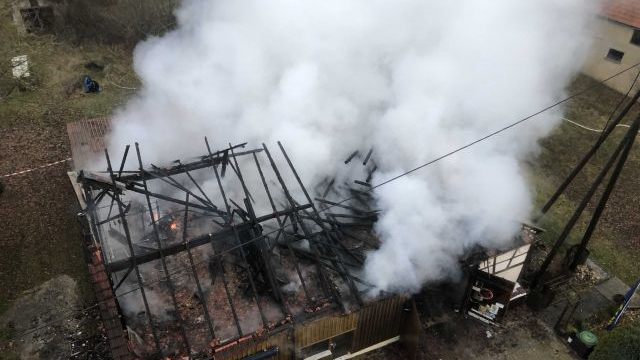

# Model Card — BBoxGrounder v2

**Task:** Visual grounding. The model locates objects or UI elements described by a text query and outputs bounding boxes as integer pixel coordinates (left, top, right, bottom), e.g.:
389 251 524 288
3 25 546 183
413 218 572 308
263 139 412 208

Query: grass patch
0 4 135 317
0 3 137 131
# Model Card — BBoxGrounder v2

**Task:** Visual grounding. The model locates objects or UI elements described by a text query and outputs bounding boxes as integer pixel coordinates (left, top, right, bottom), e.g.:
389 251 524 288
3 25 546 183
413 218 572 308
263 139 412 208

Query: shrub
590 322 640 360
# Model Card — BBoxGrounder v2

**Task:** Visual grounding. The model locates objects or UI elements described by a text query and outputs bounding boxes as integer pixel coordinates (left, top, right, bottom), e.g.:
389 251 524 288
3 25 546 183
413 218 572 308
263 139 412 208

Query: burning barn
67 117 543 359
67 118 421 360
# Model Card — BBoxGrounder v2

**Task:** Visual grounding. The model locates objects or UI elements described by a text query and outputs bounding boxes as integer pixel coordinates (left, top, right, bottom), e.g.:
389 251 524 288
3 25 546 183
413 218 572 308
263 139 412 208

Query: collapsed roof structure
67 118 543 360
68 118 419 360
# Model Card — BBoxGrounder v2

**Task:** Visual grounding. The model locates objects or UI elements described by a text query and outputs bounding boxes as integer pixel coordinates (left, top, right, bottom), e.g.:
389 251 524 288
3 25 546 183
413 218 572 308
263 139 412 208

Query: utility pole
530 92 640 291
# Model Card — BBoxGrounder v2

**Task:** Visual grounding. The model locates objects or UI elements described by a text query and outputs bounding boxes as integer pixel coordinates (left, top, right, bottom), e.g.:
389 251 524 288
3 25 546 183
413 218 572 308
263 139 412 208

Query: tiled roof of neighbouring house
603 0 640 29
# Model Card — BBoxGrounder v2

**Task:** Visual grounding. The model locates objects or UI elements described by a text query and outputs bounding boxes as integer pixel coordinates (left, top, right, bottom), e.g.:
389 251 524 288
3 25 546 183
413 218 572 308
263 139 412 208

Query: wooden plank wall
218 295 408 359
351 296 406 351
399 299 421 360
294 311 359 350
217 329 293 360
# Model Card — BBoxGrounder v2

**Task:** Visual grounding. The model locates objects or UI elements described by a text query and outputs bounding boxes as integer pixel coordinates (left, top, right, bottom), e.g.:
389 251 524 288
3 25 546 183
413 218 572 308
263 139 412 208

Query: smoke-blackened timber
68 125 415 360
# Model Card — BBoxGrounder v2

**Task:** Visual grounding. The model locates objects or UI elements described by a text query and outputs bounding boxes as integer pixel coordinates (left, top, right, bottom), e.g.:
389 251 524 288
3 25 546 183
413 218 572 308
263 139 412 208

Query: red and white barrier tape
0 158 71 179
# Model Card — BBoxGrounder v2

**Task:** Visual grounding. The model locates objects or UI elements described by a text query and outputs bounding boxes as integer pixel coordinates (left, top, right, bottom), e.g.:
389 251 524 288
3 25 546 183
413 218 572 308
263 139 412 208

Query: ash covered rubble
77 140 386 359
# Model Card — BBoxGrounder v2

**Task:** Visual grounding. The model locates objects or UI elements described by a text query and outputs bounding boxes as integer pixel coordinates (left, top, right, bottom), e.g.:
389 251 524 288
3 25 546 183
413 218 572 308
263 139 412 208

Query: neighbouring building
583 0 640 94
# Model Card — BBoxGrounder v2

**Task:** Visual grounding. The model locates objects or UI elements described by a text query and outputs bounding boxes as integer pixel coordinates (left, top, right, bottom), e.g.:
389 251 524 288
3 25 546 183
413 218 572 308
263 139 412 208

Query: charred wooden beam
314 197 375 215
229 199 249 220
298 211 364 305
334 221 375 227
179 162 219 214
104 149 161 356
254 151 312 305
126 184 224 214
344 150 359 164
366 165 377 183
306 222 364 265
335 228 379 249
262 143 334 300
96 203 131 226
244 197 286 308
349 188 374 198
326 213 377 221
349 190 371 209
135 143 191 353
363 148 374 165
221 149 229 178
362 148 373 166
181 194 216 340
291 249 372 287
227 145 267 327
116 143 255 182
234 152 285 307
301 213 364 228
81 170 225 215
148 165 217 210
105 206 310 272
321 178 336 199
323 222 367 264
218 253 243 337
116 145 130 179
112 266 134 293
354 180 372 187
278 142 363 306
92 189 109 206
204 137 249 336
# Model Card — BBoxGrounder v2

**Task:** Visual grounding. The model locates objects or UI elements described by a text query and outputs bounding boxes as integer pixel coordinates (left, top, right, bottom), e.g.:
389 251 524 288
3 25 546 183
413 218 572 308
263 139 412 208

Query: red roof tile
603 0 640 29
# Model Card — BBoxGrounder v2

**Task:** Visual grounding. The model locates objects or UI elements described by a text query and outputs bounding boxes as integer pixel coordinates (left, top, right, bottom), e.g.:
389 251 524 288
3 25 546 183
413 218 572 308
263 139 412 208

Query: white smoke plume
104 0 597 293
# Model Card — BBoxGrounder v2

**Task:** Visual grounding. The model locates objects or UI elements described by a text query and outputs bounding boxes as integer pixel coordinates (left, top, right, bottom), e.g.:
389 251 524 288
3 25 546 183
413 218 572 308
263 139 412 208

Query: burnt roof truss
78 140 380 358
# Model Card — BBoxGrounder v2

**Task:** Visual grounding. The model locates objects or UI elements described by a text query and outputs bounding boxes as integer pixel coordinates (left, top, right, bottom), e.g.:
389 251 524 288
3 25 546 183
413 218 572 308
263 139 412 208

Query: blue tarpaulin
83 76 100 93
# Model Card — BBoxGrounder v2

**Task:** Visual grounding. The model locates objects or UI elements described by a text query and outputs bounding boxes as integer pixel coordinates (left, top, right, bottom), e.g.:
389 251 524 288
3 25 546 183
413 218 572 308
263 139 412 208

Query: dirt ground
0 123 87 311
0 275 108 360
363 297 581 360
416 307 577 360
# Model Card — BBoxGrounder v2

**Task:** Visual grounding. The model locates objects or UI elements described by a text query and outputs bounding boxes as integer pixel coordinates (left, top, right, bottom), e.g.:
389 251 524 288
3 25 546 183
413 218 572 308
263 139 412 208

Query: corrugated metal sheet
352 296 407 351
294 311 359 349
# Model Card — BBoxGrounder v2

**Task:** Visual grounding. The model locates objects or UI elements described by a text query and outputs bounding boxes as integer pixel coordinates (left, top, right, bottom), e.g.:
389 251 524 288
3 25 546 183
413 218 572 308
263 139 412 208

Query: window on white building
631 29 640 46
606 48 625 63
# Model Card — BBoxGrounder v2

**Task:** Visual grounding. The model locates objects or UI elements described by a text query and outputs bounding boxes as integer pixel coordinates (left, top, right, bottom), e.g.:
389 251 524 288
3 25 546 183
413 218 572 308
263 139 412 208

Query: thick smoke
105 0 596 293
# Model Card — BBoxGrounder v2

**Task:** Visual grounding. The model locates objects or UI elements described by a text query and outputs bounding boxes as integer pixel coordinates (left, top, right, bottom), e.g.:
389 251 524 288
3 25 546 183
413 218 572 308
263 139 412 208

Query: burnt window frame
631 29 640 46
606 48 625 63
